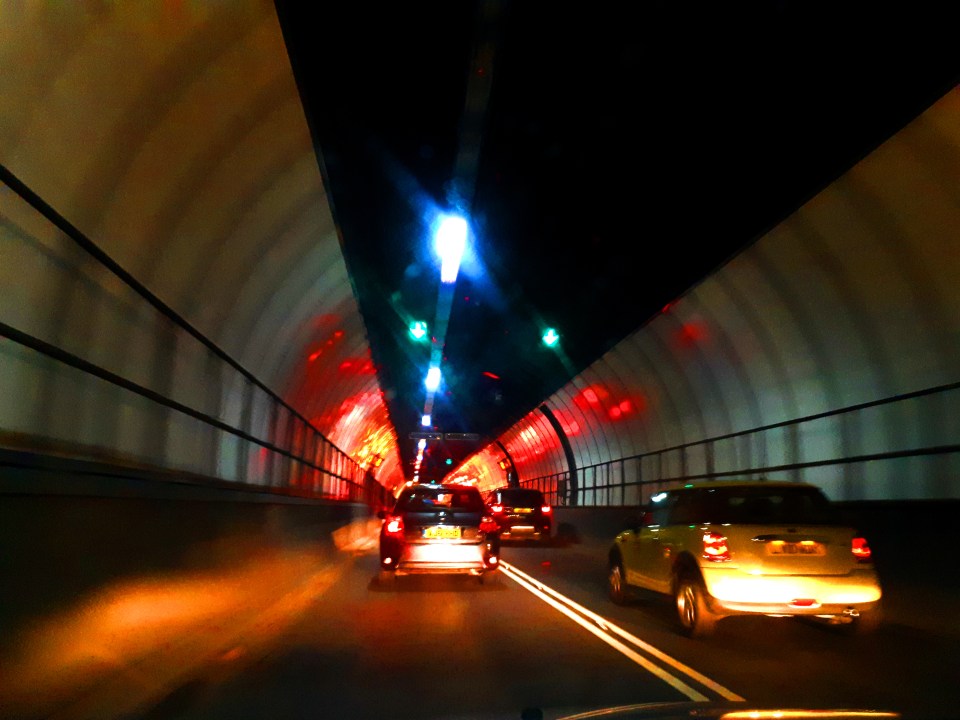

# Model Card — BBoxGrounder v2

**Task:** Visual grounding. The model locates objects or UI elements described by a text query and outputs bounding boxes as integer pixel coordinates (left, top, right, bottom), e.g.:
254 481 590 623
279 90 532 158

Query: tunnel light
424 366 442 391
542 328 560 347
421 414 431 427
409 320 428 341
418 439 427 450
435 215 467 284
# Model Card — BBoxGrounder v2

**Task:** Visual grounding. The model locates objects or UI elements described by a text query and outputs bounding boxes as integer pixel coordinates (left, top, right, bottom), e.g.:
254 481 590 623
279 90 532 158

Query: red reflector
480 516 499 533
702 531 730 562
541 505 552 514
385 516 403 535
790 598 819 608
852 536 872 561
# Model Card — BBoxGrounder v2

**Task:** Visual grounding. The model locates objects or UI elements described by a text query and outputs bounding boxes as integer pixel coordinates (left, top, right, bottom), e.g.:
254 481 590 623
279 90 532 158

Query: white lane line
499 564 709 702
500 562 745 703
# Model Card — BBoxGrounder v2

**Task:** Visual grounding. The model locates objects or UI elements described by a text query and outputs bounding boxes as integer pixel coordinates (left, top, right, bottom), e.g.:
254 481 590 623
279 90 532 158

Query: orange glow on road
0 541 364 719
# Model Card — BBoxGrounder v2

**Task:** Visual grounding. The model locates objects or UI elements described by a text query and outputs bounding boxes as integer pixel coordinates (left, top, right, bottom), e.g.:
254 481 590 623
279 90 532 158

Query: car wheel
675 575 717 638
608 562 629 605
378 569 396 587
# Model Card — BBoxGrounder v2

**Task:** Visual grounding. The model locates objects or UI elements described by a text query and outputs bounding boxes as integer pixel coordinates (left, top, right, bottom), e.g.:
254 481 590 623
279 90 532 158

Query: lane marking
499 565 708 701
500 562 745 703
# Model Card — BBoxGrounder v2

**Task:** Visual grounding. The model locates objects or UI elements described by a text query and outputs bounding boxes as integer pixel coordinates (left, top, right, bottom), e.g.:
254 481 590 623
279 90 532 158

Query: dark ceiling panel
275 0 960 479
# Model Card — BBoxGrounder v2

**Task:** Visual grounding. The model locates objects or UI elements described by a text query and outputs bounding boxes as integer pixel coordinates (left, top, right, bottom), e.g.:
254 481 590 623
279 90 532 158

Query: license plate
767 541 824 556
423 526 461 540
513 507 533 514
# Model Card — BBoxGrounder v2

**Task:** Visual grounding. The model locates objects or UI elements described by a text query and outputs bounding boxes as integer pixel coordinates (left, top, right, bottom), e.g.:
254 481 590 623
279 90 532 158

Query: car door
627 493 676 593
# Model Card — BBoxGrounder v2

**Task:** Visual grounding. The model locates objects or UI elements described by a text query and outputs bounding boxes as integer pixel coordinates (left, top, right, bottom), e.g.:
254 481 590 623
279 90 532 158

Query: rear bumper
384 541 495 576
702 566 882 617
500 526 550 540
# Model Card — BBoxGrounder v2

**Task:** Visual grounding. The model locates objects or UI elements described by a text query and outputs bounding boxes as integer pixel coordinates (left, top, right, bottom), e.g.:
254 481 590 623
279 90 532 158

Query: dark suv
485 487 552 543
378 483 501 585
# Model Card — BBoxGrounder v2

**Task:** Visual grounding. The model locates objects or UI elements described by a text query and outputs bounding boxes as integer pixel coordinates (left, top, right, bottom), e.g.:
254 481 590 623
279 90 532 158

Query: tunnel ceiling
276 1 960 479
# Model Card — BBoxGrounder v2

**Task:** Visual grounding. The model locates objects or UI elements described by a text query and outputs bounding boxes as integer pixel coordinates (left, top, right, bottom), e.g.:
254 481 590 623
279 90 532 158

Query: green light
409 321 428 341
684 483 694 488
542 328 560 347
445 458 452 465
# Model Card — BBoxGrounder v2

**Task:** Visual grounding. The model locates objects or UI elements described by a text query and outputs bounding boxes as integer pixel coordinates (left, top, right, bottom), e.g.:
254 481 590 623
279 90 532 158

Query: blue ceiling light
424 365 442 391
435 214 467 284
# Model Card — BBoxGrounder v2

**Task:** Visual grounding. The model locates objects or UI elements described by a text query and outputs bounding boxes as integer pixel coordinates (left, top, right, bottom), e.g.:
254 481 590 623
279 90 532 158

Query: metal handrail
0 164 352 460
0 167 390 505
520 380 960 507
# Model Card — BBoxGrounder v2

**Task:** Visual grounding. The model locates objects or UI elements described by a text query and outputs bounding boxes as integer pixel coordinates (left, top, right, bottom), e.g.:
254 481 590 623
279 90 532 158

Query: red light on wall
619 400 633 413
308 350 322 362
608 406 622 420
482 371 500 380
340 361 352 371
582 388 599 404
677 322 707 347
334 330 344 338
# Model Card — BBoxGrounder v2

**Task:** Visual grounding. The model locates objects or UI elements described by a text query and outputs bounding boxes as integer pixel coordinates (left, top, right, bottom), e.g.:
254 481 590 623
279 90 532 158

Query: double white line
499 561 744 703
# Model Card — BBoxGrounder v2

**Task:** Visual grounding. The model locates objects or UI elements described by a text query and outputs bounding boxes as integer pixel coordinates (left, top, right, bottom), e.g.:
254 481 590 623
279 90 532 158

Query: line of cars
376 484 553 586
376 479 883 638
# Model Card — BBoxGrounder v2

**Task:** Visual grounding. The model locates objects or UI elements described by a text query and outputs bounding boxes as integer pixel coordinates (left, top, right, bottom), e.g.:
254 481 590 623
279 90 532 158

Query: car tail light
384 516 404 536
852 536 872 562
541 505 552 514
702 531 730 562
480 516 499 533
490 504 503 514
488 555 498 565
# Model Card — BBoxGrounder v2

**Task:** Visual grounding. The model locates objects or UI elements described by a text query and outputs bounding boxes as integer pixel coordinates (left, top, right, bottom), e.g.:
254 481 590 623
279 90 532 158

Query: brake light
384 516 404 536
702 531 730 562
541 505 552 514
480 516 499 534
852 536 872 562
490 504 504 514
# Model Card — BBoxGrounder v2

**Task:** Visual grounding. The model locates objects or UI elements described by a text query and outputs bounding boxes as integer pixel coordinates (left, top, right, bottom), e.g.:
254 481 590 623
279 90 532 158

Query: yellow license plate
767 541 825 556
514 507 533 514
423 526 461 540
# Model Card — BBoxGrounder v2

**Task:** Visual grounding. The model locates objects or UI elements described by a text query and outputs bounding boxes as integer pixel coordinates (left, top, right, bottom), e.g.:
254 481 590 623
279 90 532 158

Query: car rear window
662 486 838 525
397 487 484 512
496 489 545 506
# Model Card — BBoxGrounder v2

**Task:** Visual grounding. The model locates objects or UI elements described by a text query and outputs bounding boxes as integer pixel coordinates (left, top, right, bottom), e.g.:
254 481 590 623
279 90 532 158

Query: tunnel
2 4 960 719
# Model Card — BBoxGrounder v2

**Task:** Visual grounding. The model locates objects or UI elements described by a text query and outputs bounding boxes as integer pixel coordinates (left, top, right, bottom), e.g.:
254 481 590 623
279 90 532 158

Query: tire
608 562 629 605
675 575 718 638
378 569 397 587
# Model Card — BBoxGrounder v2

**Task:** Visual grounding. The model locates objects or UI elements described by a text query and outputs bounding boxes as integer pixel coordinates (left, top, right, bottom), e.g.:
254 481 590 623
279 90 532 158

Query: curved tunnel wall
471 88 960 504
0 3 403 496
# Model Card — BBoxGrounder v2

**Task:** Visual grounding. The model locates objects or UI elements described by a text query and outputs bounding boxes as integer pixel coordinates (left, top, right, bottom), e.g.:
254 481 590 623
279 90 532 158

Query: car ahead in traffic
485 487 552 543
378 483 501 586
607 480 882 637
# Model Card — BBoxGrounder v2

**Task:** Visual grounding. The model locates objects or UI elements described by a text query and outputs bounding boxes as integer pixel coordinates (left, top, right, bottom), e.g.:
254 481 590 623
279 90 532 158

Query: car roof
406 483 480 492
